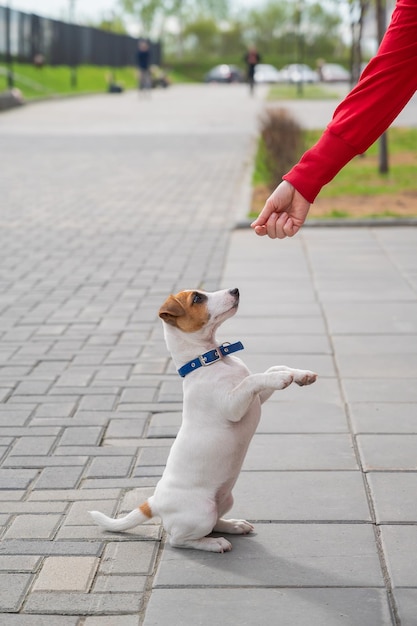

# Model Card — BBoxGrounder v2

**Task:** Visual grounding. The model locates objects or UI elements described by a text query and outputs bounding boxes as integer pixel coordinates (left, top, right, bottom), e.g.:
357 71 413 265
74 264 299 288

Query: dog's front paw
268 372 294 390
215 518 254 534
228 519 254 535
293 369 318 386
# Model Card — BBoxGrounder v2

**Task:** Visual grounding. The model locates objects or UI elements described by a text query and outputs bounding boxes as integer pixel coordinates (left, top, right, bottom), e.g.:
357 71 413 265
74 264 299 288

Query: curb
236 217 417 230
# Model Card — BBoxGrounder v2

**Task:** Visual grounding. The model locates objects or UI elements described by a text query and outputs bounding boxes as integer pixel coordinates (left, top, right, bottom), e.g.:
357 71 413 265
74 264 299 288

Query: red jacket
283 0 417 203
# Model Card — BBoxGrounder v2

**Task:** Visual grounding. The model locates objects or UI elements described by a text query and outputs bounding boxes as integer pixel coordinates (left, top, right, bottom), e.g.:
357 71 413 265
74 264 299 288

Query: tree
119 0 230 37
348 0 370 84
96 12 128 34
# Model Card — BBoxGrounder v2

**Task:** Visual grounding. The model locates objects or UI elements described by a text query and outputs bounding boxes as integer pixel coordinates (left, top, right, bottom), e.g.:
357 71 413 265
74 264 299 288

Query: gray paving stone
154 524 384 588
0 501 68 514
0 468 38 490
27 488 121 502
138 446 170 466
232 471 371 521
104 419 147 439
258 400 348 433
147 412 182 438
92 574 147 593
4 455 89 468
357 434 417 470
24 591 143 615
59 427 104 446
99 541 159 576
78 396 118 411
4 514 62 539
143 588 393 626
324 302 417 334
0 540 103 556
350 402 417 433
119 387 157 404
9 436 57 456
14 381 53 395
394 589 417 626
34 402 77 417
33 466 85 490
367 473 417 523
84 617 140 626
337 353 417 378
0 572 32 611
333 334 417 354
243 434 357 470
86 456 134 478
343 378 417 403
380 525 417 587
1 616 78 625
0 555 41 572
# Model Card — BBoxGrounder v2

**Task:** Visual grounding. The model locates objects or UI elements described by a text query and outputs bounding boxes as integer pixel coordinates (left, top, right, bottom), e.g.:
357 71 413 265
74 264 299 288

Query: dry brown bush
260 107 304 191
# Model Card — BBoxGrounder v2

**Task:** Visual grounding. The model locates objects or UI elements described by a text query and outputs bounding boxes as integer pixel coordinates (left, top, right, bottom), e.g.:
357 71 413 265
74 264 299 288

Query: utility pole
294 0 304 96
69 0 77 88
6 1 15 88
376 0 389 173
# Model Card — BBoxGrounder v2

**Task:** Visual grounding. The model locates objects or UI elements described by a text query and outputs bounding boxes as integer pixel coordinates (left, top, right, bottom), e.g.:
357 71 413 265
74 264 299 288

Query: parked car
319 63 350 82
280 63 319 84
254 63 283 84
204 64 244 83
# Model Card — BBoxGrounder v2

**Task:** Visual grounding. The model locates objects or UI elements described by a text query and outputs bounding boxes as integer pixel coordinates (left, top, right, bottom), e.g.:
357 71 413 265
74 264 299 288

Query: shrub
259 108 304 190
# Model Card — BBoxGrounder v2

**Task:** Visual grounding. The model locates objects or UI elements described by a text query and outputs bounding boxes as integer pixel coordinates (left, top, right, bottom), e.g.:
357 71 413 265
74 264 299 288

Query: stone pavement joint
1 86 417 624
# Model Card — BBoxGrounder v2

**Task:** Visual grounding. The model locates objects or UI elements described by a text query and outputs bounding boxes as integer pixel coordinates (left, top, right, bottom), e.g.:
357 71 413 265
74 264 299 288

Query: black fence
0 5 161 67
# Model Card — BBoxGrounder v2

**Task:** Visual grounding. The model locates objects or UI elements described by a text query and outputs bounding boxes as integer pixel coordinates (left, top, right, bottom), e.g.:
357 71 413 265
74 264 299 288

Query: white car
280 64 319 84
254 64 283 84
320 63 350 82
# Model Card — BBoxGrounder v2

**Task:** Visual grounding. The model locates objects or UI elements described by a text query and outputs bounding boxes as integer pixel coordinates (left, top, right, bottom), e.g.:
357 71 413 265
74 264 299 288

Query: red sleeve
283 0 417 203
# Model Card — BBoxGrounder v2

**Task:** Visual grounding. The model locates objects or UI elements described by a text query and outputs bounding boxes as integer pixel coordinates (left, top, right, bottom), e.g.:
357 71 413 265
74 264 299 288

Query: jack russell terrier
90 288 317 552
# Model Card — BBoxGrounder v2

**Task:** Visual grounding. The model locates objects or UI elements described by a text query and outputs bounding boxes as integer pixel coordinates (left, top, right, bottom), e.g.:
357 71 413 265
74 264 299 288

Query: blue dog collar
178 341 244 378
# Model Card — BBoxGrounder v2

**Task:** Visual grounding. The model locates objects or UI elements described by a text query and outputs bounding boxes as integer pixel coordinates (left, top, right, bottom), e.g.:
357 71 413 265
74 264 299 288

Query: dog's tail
89 498 155 532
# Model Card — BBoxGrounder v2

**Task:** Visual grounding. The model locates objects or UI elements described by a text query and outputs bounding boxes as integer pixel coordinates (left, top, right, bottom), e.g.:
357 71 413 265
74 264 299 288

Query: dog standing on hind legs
90 288 317 552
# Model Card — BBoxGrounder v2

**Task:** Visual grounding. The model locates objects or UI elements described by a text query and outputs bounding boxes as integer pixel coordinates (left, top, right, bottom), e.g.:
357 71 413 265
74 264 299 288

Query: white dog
90 288 317 552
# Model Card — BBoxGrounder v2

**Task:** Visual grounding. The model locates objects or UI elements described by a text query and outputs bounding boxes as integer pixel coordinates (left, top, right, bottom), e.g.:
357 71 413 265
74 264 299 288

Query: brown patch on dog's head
159 290 210 332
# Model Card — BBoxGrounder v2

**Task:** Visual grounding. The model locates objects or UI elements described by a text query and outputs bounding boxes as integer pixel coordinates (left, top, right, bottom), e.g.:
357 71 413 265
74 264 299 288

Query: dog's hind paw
170 536 232 552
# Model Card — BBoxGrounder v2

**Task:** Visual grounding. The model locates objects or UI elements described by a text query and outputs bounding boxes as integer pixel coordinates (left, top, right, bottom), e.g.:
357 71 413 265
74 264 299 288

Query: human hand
250 181 311 239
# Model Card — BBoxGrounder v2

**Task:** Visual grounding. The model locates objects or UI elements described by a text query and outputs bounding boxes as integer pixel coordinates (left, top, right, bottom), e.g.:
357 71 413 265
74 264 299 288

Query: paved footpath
1 84 417 626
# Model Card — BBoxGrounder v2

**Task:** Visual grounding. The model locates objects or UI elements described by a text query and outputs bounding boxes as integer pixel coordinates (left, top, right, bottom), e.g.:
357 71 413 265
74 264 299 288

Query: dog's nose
229 288 239 298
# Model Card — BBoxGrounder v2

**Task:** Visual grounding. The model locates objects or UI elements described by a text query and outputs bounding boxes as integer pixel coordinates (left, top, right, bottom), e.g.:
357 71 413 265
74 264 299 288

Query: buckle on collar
199 348 221 367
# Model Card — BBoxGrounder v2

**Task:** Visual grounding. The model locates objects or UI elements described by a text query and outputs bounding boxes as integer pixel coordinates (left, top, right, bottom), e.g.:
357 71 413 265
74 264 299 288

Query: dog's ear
158 295 185 327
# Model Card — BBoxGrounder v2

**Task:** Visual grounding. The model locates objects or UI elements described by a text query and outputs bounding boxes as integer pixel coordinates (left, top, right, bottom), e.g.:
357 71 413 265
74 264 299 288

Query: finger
265 213 280 239
253 224 267 236
251 200 275 228
273 212 290 239
282 218 300 238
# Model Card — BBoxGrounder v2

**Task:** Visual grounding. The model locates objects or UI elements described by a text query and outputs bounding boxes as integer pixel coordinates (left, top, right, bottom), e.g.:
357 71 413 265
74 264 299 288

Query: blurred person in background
137 40 151 93
244 45 261 96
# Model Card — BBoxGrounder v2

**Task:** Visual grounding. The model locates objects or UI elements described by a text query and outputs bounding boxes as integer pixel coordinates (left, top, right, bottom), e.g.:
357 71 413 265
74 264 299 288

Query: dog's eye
192 293 204 304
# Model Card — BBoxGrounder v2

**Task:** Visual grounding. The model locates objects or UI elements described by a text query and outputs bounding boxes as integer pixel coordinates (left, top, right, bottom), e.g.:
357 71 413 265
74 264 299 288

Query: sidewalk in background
1 84 417 625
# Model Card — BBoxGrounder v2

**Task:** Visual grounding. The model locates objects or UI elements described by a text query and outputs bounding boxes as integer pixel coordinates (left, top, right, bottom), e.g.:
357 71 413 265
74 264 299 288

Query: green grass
267 83 342 100
253 127 417 197
304 128 417 198
0 63 142 99
0 61 197 100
